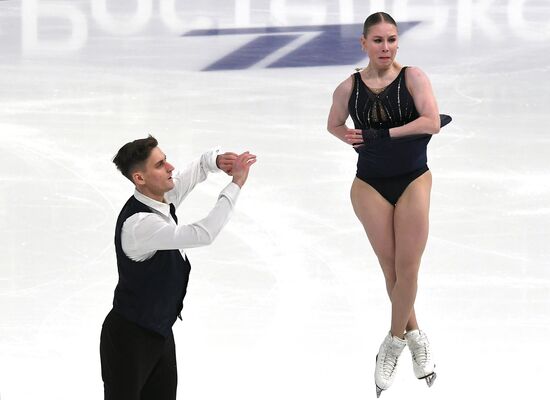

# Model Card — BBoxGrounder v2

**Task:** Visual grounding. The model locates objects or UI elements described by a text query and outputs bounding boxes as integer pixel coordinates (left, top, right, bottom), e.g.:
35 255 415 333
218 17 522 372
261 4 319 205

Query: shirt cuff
219 182 240 207
205 147 221 173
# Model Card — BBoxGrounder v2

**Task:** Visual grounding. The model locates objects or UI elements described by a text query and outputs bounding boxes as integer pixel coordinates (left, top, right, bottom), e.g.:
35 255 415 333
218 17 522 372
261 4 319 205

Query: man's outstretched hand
231 152 256 188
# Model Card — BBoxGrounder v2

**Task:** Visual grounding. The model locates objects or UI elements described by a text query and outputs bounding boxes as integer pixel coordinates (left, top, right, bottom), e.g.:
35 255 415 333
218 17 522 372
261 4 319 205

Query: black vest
113 195 191 337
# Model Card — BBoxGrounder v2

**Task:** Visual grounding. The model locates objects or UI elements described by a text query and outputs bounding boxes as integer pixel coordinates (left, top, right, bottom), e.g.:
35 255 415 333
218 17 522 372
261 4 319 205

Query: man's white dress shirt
121 149 240 262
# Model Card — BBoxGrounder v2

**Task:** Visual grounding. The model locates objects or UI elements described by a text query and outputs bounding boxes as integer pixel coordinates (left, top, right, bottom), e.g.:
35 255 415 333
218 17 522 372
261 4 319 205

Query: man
100 135 256 400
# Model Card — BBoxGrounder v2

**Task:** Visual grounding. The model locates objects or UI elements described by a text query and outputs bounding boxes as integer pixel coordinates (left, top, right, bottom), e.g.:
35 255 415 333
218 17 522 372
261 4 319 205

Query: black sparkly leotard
348 67 431 205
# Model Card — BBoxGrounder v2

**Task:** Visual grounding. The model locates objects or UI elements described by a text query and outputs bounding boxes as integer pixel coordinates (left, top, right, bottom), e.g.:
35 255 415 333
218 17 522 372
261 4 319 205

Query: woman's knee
396 258 421 280
378 256 396 281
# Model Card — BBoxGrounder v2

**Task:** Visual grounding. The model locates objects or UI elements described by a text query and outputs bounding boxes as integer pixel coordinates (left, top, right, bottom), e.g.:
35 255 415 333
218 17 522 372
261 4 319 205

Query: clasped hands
216 152 257 175
216 151 257 188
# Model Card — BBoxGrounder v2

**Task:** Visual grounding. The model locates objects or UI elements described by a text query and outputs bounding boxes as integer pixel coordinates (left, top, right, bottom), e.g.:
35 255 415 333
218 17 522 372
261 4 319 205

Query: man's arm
122 152 256 261
123 183 240 260
165 148 220 208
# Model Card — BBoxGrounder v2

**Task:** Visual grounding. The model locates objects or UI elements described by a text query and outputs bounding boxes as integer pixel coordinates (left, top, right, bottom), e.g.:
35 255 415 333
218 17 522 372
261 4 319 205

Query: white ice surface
1 1 549 399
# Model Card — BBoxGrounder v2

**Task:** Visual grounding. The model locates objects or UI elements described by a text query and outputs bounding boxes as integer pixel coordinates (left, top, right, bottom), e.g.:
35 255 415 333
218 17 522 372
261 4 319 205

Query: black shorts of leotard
357 165 429 206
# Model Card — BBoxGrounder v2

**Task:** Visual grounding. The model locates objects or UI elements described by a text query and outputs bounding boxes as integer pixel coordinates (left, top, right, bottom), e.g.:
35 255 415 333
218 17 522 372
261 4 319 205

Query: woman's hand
344 128 365 150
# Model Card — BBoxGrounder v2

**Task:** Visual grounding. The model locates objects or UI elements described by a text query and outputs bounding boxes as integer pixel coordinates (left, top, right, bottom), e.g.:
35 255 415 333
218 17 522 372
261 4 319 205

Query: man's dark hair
113 135 158 182
363 12 398 36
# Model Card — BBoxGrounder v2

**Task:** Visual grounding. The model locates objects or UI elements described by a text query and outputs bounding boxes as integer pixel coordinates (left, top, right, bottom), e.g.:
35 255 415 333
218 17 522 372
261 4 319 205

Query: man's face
133 146 175 200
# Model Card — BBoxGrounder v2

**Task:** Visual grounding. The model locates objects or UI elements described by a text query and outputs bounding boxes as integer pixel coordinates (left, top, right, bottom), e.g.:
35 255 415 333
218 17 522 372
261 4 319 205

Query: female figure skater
326 12 448 397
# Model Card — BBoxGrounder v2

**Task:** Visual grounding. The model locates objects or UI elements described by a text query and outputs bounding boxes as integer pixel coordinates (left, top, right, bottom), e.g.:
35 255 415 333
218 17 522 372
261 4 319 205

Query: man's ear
132 170 145 186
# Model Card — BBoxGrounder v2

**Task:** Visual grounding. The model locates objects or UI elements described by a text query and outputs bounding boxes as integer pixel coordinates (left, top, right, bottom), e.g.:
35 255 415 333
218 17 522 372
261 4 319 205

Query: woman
326 12 448 397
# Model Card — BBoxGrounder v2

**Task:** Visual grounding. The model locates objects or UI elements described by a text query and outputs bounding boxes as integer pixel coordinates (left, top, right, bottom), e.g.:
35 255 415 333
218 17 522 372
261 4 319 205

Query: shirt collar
133 189 171 218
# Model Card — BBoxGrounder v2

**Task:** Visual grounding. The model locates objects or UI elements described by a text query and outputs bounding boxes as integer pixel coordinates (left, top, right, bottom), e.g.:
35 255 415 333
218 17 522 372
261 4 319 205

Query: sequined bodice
347 67 431 178
348 67 418 130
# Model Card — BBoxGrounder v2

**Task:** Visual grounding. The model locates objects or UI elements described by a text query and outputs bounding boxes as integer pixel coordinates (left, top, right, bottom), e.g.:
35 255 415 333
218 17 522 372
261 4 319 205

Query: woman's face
361 22 399 69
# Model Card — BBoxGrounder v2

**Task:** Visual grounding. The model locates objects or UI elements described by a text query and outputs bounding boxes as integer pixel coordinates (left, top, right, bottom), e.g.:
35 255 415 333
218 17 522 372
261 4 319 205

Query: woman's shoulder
333 72 356 96
404 66 430 82
403 66 433 92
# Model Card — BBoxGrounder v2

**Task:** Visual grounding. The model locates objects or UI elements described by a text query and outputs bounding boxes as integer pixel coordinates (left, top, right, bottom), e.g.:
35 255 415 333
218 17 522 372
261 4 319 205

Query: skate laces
381 341 401 378
410 333 430 365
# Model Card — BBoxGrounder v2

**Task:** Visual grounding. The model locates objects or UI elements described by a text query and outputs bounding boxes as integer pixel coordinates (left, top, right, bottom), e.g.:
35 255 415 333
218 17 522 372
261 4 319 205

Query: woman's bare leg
350 177 419 335
390 171 432 338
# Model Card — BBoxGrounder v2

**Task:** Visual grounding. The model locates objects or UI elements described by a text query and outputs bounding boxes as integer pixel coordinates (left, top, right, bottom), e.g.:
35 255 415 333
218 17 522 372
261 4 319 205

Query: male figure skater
100 135 256 400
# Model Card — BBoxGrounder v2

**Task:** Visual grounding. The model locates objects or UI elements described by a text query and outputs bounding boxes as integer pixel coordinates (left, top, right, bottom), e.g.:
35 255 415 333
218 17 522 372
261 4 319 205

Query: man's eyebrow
154 155 167 167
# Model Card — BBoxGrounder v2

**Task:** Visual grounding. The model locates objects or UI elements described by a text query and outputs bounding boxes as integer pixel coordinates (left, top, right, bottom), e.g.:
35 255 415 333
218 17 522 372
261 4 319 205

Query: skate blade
375 355 382 397
424 372 437 387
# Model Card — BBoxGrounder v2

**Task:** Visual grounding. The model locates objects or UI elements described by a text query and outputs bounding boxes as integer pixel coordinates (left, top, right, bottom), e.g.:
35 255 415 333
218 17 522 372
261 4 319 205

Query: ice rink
1 0 549 399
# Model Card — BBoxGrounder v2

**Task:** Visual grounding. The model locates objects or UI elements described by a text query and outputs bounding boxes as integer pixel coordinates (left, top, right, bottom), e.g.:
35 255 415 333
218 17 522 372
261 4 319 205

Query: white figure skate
374 332 407 398
405 329 437 387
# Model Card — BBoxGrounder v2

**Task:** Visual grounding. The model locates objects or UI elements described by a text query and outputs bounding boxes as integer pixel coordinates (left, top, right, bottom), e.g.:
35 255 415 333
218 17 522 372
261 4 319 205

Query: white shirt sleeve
122 182 240 261
165 148 220 207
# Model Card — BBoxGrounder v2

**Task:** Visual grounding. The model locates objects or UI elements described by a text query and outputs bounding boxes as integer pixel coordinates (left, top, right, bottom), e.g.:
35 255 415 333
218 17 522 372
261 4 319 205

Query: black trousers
100 310 177 400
